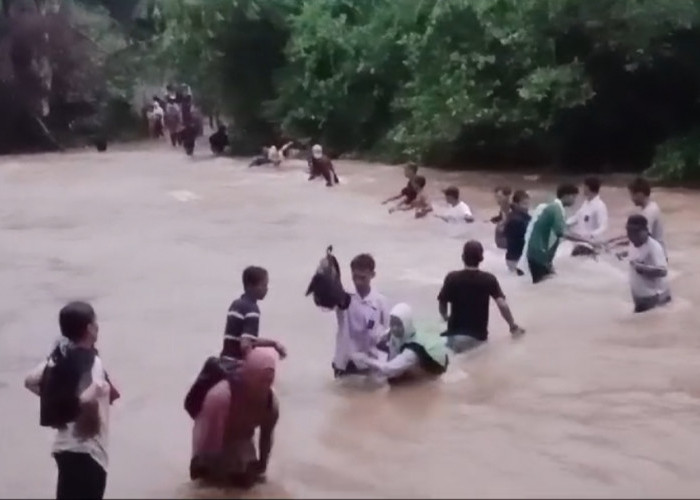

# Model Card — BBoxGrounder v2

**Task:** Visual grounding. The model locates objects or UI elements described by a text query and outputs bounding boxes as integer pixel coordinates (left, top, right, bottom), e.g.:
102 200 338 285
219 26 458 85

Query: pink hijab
241 347 278 392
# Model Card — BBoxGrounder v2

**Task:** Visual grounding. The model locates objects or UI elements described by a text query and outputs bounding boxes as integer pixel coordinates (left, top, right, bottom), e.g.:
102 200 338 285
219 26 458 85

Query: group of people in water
24 137 672 498
146 84 204 156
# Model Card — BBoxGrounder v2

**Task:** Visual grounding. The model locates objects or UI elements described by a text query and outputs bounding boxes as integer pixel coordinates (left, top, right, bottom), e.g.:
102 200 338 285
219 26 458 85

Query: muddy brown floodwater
1 145 700 499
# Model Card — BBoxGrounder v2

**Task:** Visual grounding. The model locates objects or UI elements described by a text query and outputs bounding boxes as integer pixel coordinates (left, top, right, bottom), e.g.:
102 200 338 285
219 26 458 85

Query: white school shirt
440 201 473 222
334 290 389 370
628 236 670 300
639 201 666 251
567 195 608 241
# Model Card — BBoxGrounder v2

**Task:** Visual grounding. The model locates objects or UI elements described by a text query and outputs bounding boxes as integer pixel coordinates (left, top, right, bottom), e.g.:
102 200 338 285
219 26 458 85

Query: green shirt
526 200 566 265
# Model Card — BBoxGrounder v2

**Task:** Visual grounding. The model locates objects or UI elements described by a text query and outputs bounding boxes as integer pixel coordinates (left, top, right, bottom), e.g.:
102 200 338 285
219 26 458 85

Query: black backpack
39 345 95 428
305 245 350 310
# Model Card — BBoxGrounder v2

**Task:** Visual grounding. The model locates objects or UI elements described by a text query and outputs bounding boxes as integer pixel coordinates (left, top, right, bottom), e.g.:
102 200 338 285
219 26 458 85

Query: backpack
305 245 350 310
39 345 95 428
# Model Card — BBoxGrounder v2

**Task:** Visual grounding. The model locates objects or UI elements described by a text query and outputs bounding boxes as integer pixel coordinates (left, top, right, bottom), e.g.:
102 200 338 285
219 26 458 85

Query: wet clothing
401 181 418 204
567 195 608 242
438 269 505 342
309 155 338 185
526 200 566 282
333 290 389 375
55 451 107 500
209 130 229 155
629 236 671 312
491 207 510 249
527 258 553 284
504 207 530 263
365 304 448 380
222 294 260 360
439 201 473 222
190 349 278 485
639 201 666 253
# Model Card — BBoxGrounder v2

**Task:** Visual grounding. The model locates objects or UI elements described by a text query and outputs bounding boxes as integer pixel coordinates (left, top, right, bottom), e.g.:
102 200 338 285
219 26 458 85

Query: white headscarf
312 144 323 159
387 303 416 359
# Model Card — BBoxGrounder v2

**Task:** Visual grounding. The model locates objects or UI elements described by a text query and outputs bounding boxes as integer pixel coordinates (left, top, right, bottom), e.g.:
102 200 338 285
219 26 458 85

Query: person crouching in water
389 175 432 218
626 214 671 313
383 162 419 209
308 144 339 186
504 190 531 275
209 125 229 155
190 347 280 488
356 303 448 384
249 142 293 167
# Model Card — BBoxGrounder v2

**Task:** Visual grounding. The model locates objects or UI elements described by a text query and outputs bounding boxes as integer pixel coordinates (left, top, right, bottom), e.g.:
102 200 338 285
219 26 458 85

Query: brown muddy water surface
1 145 700 498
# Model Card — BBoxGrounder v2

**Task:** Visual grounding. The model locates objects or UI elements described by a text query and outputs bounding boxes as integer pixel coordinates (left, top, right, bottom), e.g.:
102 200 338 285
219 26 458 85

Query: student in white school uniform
605 177 667 257
434 186 475 223
332 253 390 378
567 177 609 256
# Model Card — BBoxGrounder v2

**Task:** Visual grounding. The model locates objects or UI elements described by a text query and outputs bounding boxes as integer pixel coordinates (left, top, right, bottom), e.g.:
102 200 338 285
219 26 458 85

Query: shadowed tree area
0 0 160 154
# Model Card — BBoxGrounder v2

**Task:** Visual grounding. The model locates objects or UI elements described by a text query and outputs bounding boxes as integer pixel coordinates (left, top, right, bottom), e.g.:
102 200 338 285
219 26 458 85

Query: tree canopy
153 0 700 180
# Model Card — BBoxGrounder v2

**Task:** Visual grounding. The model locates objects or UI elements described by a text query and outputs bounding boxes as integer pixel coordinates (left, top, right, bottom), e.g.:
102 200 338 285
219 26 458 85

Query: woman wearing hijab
356 303 449 383
190 347 279 488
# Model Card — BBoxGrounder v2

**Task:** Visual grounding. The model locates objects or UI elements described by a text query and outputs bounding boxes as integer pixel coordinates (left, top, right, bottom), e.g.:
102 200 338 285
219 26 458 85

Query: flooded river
1 146 700 498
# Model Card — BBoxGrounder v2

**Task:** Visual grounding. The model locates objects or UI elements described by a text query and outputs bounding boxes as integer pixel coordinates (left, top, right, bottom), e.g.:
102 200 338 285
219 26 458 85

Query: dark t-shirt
504 208 531 261
222 294 260 359
401 181 418 203
437 269 505 341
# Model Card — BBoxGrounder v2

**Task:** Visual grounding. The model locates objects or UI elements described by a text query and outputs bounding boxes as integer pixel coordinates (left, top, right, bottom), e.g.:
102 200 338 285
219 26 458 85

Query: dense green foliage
0 0 159 152
154 0 700 179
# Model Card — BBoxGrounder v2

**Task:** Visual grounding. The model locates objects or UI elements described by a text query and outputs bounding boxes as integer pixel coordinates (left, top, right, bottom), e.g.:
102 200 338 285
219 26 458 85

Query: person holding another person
434 186 474 223
438 240 524 353
383 162 419 209
332 254 390 377
190 347 280 488
504 190 531 275
354 303 449 383
625 214 671 313
521 184 590 284
566 176 609 256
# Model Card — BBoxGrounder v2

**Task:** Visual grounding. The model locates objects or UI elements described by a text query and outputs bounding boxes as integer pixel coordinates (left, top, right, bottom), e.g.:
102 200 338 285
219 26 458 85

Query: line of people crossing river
24 131 672 497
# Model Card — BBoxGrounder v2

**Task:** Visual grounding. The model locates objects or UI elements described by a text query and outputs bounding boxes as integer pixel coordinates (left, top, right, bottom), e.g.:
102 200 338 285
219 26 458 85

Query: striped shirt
222 294 260 359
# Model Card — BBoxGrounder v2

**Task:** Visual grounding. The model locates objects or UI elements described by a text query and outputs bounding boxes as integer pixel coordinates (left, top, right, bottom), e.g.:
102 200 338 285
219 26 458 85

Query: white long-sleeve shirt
567 195 608 241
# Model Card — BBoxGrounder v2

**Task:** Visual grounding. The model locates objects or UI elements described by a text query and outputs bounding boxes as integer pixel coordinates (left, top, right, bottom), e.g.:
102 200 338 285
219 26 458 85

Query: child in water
389 175 432 218
384 162 419 209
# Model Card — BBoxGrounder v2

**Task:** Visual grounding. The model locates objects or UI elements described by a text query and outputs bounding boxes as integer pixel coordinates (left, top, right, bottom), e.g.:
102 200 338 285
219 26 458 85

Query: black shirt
504 208 531 261
222 294 260 359
401 181 418 203
437 269 505 341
